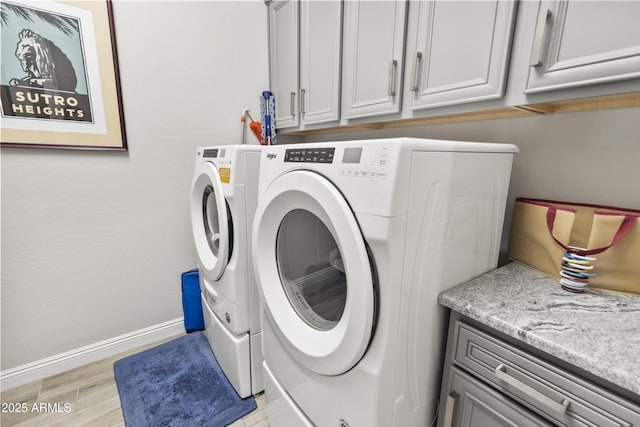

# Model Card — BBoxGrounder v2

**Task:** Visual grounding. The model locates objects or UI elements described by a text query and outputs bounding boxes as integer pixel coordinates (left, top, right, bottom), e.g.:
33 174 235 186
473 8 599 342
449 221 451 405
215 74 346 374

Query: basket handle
546 207 637 255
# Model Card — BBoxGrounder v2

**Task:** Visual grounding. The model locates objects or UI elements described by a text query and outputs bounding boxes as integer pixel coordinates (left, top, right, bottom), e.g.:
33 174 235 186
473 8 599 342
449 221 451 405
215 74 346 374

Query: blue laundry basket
181 269 205 332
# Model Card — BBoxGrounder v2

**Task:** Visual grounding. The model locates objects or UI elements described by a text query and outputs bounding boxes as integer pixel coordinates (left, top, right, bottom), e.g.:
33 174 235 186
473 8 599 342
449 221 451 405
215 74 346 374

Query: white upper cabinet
267 0 640 132
524 0 640 94
268 0 342 129
405 1 517 110
269 0 299 129
342 0 408 119
299 1 342 125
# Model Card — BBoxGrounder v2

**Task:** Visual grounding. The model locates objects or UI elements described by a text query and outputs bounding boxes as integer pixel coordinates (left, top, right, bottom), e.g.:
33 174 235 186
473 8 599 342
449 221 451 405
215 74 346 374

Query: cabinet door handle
530 8 552 67
388 59 398 96
442 391 458 427
495 364 570 416
299 88 306 115
290 92 296 117
410 52 422 92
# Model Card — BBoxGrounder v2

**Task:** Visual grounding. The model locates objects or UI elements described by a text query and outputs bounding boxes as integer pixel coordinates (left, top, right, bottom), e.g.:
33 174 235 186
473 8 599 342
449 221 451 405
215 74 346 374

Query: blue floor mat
114 332 256 426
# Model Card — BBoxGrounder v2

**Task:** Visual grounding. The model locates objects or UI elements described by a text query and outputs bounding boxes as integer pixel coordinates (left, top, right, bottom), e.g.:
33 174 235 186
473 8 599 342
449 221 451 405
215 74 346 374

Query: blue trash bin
181 269 205 332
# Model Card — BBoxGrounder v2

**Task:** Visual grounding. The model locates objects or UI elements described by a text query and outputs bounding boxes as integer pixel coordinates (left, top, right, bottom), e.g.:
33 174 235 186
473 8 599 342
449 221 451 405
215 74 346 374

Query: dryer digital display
342 147 363 164
285 148 335 163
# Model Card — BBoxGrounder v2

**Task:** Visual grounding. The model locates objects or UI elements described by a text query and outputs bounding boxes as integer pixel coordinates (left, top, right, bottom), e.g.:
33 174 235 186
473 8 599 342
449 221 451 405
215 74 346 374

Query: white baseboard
1 318 185 392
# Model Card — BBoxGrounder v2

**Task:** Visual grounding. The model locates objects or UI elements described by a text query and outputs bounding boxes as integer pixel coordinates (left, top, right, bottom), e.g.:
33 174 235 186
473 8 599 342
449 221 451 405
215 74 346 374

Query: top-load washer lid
191 161 232 281
252 170 376 376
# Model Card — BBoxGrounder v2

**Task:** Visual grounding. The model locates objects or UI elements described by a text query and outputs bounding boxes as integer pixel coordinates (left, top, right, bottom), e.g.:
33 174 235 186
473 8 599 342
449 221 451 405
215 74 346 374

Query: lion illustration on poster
9 29 77 92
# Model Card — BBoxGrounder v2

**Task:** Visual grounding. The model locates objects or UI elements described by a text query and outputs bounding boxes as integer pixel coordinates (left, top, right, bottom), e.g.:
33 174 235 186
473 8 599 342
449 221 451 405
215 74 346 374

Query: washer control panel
203 148 226 158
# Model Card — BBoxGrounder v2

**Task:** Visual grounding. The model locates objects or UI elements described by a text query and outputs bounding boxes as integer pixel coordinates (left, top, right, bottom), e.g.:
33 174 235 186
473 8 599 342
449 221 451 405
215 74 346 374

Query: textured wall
1 1 268 370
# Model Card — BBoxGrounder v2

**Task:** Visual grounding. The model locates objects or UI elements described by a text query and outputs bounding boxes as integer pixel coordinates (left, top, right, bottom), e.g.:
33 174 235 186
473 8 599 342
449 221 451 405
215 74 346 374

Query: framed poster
0 0 127 150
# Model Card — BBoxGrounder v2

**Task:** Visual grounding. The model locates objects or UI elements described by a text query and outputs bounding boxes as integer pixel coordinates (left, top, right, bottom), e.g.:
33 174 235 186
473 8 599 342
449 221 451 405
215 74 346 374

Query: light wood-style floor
1 336 268 427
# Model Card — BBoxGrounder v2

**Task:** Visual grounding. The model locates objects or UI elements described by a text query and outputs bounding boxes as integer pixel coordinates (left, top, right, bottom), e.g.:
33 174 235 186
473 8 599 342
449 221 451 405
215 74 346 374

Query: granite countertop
438 261 640 397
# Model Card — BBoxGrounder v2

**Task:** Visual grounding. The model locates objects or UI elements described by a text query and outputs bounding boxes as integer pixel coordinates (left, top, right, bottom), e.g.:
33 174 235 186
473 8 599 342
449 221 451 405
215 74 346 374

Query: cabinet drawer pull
290 92 296 117
442 391 458 427
300 88 306 115
388 59 398 96
530 8 552 67
495 363 570 416
410 52 422 91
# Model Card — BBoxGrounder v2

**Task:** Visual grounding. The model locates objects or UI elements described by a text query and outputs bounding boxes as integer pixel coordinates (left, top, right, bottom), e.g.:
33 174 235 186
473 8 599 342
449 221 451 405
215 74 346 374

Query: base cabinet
438 313 640 427
442 367 551 427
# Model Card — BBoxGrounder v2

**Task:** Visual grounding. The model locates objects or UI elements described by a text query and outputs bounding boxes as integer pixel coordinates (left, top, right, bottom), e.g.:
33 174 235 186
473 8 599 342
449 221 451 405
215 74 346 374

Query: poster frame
0 0 127 151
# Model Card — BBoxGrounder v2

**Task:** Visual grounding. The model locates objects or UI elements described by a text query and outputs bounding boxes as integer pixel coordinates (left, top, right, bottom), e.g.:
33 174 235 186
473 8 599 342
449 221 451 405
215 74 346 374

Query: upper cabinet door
342 0 408 119
406 1 517 110
525 0 640 94
269 0 299 129
299 1 342 125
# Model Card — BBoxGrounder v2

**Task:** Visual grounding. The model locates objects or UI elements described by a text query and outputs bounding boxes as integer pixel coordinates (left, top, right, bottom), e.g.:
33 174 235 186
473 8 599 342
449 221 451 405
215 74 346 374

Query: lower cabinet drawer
443 366 551 427
452 321 640 427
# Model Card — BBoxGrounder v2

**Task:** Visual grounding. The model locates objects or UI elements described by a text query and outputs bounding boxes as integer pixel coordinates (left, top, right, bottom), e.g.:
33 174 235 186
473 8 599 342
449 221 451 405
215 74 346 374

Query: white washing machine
252 137 518 426
190 145 263 398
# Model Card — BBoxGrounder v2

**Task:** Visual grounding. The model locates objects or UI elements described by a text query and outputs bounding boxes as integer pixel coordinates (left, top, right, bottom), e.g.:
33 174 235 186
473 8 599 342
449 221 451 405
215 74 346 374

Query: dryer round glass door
253 170 376 376
191 161 231 281
277 208 347 331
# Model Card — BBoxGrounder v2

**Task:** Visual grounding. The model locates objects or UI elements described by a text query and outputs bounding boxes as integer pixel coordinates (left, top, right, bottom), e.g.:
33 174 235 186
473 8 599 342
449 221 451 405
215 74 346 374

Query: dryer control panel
282 144 391 179
339 145 390 179
285 148 335 163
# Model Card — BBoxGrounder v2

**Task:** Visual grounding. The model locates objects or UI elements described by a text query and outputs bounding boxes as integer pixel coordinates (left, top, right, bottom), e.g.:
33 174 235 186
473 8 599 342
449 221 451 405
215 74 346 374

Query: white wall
1 1 268 372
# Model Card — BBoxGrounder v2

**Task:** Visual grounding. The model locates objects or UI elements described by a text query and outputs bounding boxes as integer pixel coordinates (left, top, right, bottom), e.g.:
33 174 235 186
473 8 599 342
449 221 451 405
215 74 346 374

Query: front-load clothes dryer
191 145 263 398
252 138 518 426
